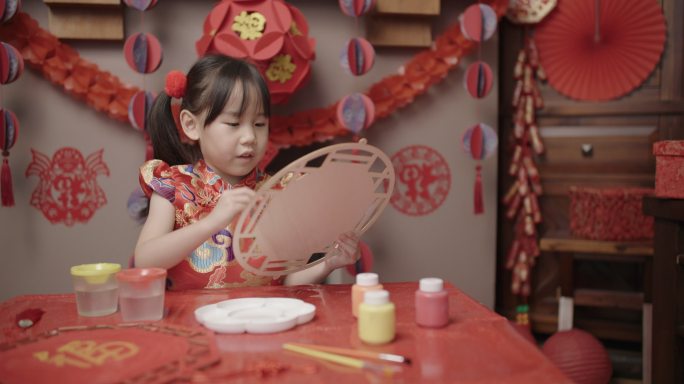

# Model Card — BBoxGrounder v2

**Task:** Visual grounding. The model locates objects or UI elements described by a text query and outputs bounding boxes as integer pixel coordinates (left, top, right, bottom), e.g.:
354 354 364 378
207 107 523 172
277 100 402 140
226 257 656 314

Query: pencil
282 343 401 376
286 342 411 365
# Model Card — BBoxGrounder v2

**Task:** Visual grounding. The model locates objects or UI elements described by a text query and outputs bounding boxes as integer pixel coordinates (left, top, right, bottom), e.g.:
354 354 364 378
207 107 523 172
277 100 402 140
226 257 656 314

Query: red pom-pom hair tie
165 70 187 99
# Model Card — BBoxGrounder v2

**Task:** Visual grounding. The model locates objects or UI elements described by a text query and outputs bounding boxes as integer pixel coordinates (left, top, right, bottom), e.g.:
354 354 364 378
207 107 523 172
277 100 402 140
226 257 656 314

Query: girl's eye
255 122 267 128
226 122 240 127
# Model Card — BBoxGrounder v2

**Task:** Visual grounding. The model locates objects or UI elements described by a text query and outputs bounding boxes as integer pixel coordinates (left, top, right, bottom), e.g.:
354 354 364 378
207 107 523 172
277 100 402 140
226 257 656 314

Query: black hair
148 55 271 166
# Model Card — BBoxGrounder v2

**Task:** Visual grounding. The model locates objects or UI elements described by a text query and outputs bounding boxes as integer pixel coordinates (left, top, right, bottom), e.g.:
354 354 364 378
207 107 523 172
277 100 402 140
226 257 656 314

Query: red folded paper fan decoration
535 0 666 101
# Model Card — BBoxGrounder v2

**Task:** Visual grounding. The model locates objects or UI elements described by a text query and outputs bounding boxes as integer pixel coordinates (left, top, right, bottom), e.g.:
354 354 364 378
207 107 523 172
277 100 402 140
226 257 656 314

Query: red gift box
569 187 654 241
654 140 684 198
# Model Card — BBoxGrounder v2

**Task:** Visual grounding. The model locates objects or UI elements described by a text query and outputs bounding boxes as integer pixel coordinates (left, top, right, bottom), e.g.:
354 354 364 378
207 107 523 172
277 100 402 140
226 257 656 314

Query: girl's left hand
325 231 361 270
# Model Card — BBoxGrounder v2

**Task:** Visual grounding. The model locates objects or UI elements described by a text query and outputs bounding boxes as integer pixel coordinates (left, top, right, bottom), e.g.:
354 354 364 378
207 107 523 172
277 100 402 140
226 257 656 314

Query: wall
0 0 498 307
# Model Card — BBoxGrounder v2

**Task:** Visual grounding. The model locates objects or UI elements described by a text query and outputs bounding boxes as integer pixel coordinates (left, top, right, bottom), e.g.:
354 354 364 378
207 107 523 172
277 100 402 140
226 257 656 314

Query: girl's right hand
207 187 256 230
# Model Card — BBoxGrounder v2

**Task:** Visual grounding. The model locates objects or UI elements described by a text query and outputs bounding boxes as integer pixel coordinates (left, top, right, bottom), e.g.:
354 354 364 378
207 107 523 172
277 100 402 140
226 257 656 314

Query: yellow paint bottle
358 290 395 345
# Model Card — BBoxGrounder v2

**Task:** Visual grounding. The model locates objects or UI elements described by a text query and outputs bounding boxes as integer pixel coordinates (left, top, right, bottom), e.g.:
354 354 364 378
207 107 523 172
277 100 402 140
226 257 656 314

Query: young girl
135 55 360 290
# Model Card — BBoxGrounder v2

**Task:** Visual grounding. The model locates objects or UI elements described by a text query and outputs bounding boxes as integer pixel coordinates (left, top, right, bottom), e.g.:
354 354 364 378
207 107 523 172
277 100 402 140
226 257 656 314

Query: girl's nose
240 126 256 144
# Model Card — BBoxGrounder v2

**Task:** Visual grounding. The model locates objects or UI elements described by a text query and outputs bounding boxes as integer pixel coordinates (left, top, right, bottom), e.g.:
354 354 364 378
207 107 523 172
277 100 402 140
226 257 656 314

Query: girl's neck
202 159 246 186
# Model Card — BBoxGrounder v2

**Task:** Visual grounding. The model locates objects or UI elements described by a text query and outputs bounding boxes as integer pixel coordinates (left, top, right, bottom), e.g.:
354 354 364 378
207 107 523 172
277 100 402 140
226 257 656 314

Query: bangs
203 61 270 125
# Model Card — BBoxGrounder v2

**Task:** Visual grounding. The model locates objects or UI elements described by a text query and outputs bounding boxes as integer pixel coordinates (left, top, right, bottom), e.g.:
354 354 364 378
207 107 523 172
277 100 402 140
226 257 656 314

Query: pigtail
148 92 189 166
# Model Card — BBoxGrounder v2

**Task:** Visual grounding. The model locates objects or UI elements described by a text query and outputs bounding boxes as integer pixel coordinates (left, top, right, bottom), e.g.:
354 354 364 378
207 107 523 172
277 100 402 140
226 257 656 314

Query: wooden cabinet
642 197 684 384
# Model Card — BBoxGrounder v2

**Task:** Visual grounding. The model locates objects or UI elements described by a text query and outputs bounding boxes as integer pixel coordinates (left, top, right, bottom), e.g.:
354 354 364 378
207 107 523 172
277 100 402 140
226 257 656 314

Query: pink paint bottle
352 273 383 318
415 278 449 328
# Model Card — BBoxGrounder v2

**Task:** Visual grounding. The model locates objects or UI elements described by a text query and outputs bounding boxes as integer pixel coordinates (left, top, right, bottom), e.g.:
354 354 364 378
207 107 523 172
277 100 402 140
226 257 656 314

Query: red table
0 282 570 383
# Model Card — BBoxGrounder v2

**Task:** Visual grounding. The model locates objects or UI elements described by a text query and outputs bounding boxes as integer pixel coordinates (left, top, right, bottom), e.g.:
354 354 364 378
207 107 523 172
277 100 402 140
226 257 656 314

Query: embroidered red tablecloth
0 282 570 383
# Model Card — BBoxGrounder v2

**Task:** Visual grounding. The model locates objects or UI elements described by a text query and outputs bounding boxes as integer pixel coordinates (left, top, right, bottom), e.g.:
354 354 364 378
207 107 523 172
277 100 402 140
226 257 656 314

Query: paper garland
0 0 509 151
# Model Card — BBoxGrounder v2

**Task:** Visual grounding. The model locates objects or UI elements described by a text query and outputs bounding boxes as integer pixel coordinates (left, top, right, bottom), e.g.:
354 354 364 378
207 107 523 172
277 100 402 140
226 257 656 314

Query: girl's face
192 84 268 185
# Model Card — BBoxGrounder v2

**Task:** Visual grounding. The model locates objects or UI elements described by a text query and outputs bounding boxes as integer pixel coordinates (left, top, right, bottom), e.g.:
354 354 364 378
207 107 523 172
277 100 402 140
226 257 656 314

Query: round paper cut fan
535 0 666 101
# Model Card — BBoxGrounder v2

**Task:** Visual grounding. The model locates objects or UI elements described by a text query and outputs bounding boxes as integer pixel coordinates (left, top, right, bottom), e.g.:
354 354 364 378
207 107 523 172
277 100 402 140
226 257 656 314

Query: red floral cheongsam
139 159 284 290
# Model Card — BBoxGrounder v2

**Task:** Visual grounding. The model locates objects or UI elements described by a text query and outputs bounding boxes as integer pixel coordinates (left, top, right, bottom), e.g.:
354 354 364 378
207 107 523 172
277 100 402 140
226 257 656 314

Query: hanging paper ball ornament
128 91 154 132
339 0 376 17
542 329 612 384
124 32 163 74
123 0 158 12
197 0 316 105
340 37 375 76
461 3 498 42
1 108 18 207
0 42 24 85
463 123 498 160
1 0 20 23
336 93 375 134
464 61 494 99
127 188 149 224
0 109 18 153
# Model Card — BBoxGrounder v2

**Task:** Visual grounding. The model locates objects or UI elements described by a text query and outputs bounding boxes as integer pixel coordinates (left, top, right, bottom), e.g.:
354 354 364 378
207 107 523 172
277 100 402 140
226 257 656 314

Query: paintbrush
287 342 412 365
282 343 402 376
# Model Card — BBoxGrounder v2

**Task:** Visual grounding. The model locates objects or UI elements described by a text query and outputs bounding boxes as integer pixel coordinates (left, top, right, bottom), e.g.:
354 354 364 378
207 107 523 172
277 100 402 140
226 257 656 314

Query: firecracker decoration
1 3 24 207
460 3 498 215
462 123 498 214
535 0 666 101
390 145 451 217
196 0 316 105
0 1 509 153
506 0 557 24
503 36 545 298
25 147 110 226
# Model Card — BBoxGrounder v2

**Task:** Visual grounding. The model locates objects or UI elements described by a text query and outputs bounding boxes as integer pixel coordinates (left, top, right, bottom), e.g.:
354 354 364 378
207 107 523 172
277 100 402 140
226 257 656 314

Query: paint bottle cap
356 272 379 286
364 289 389 305
419 278 444 293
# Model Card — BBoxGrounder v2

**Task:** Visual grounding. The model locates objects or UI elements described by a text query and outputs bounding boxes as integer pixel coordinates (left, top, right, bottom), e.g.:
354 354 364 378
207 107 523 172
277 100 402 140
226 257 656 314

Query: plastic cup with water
116 268 167 322
70 263 122 317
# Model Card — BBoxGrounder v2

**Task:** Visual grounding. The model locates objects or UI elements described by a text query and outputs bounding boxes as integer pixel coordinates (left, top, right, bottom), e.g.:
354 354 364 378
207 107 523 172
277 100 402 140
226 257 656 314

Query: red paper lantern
336 93 375 134
1 108 18 206
128 90 154 132
542 329 612 384
341 37 375 76
464 61 493 99
0 41 23 84
461 3 498 42
123 0 158 12
339 0 376 17
124 33 163 74
196 0 316 104
1 0 21 23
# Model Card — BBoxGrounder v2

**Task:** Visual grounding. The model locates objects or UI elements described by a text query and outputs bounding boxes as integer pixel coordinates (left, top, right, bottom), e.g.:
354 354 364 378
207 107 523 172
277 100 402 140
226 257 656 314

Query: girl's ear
180 110 201 141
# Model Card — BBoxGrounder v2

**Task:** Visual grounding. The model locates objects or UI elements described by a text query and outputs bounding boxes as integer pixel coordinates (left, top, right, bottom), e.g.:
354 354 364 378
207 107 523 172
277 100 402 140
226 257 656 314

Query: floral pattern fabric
139 159 283 290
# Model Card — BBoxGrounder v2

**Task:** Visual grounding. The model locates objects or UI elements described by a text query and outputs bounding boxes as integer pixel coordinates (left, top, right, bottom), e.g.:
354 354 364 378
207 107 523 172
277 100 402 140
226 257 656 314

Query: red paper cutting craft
535 0 666 101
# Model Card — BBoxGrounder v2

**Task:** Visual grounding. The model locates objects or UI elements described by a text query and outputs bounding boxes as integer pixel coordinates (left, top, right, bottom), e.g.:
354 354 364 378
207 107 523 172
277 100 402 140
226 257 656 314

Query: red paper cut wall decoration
535 0 666 101
25 147 110 226
390 145 451 217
